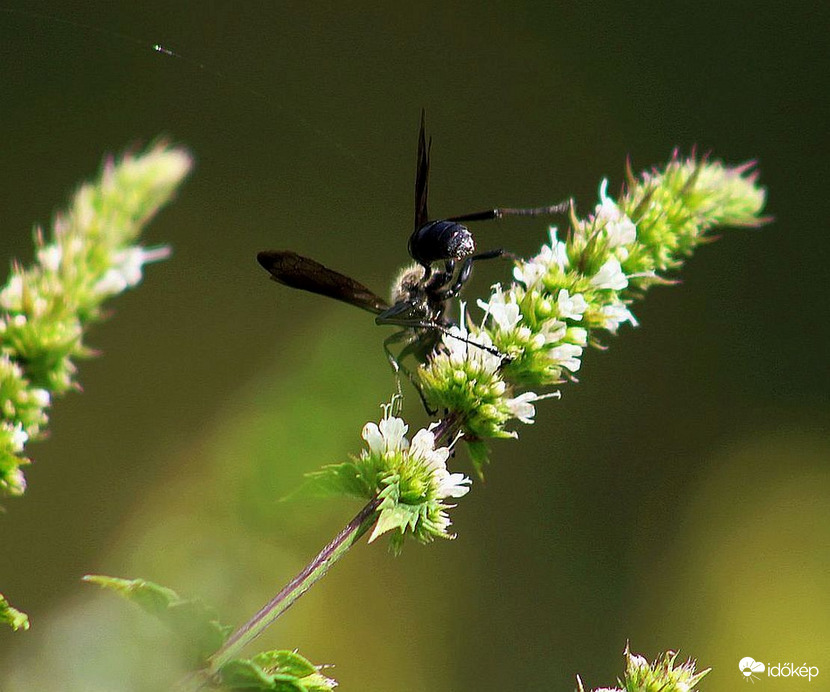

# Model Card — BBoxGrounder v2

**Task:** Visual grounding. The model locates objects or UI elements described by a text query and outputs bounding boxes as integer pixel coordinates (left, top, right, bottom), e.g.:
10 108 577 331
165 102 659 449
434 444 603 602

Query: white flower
442 303 502 374
5 423 29 453
506 390 561 424
548 343 583 372
94 245 171 295
37 245 63 272
30 389 51 408
513 227 569 286
513 258 547 287
94 268 130 295
590 257 628 291
556 289 588 320
412 427 470 499
596 179 637 247
0 275 24 310
538 317 567 345
362 415 409 456
599 302 638 333
547 227 570 270
478 285 521 332
364 409 471 544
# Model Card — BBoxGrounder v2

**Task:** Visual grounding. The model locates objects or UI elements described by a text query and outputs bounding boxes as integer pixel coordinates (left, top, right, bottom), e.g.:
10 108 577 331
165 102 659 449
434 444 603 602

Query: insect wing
257 250 390 314
414 109 431 232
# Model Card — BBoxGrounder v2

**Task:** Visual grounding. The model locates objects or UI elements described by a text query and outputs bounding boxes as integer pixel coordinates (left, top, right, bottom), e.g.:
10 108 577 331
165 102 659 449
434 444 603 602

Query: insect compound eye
408 220 475 265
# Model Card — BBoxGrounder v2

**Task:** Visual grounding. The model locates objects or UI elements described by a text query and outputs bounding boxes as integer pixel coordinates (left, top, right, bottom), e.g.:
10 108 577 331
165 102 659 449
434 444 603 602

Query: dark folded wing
257 250 389 315
414 109 431 232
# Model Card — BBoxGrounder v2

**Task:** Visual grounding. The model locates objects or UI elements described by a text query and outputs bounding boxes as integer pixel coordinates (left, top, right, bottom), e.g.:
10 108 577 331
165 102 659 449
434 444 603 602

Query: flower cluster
0 592 29 632
417 304 554 443
577 647 710 692
417 154 766 462
0 145 192 497
306 401 471 551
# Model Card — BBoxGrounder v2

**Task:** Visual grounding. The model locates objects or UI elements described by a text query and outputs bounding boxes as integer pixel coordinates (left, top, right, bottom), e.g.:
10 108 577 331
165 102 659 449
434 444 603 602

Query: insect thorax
390 263 427 305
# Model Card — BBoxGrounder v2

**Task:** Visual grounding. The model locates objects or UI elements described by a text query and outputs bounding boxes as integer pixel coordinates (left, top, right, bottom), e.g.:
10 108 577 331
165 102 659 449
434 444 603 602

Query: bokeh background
0 2 828 690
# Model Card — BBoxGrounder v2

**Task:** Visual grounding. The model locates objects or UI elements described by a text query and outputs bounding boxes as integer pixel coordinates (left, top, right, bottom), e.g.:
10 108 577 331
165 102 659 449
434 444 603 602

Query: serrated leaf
0 593 29 631
300 462 373 500
83 575 230 662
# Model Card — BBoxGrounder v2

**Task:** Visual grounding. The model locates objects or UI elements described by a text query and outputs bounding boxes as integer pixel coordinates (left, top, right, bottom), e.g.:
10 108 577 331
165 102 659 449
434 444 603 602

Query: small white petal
567 327 589 346
37 245 63 272
439 472 471 498
599 303 638 332
9 423 28 453
556 289 588 320
549 344 583 372
410 428 437 458
507 391 539 424
31 389 51 408
590 258 628 291
361 422 384 455
379 416 408 452
0 275 24 309
94 269 128 295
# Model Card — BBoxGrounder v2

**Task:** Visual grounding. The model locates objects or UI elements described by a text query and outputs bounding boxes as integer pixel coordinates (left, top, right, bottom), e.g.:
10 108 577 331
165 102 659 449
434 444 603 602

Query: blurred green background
1 2 828 690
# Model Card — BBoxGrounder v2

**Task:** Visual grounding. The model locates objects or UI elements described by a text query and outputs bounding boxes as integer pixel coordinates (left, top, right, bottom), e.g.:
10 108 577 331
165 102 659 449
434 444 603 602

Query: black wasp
258 112 567 389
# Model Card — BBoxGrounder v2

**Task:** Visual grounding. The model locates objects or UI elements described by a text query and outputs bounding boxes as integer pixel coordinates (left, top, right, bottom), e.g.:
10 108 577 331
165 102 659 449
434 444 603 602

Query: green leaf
465 439 490 479
0 593 29 631
83 575 230 663
301 461 374 499
252 650 318 678
219 650 336 691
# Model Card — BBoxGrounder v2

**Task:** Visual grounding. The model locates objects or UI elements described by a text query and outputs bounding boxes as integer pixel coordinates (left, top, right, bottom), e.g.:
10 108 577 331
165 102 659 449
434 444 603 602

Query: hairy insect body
389 264 426 306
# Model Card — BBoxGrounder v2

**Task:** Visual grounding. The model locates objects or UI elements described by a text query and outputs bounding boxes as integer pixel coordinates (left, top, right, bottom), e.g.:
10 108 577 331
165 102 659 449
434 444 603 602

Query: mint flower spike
0 144 192 497
413 154 765 466
577 646 710 692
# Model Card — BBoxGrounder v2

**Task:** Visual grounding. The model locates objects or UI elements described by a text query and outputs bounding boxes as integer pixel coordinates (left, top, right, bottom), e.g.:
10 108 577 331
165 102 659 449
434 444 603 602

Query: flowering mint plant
0 144 192 499
34 150 763 690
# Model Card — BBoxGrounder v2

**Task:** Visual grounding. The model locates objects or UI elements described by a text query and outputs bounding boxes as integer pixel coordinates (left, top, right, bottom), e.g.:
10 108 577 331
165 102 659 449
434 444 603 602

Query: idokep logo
739 657 821 683
740 658 765 682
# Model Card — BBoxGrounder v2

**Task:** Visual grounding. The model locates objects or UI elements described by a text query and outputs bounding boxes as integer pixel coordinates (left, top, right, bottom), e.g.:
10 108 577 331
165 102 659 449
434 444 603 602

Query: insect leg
446 201 571 223
425 259 456 291
382 330 436 415
436 248 517 300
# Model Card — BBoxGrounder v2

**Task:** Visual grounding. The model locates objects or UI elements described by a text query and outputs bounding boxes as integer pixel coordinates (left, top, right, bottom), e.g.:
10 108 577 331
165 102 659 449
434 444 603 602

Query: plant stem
205 495 382 674
431 412 462 446
178 414 462 689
